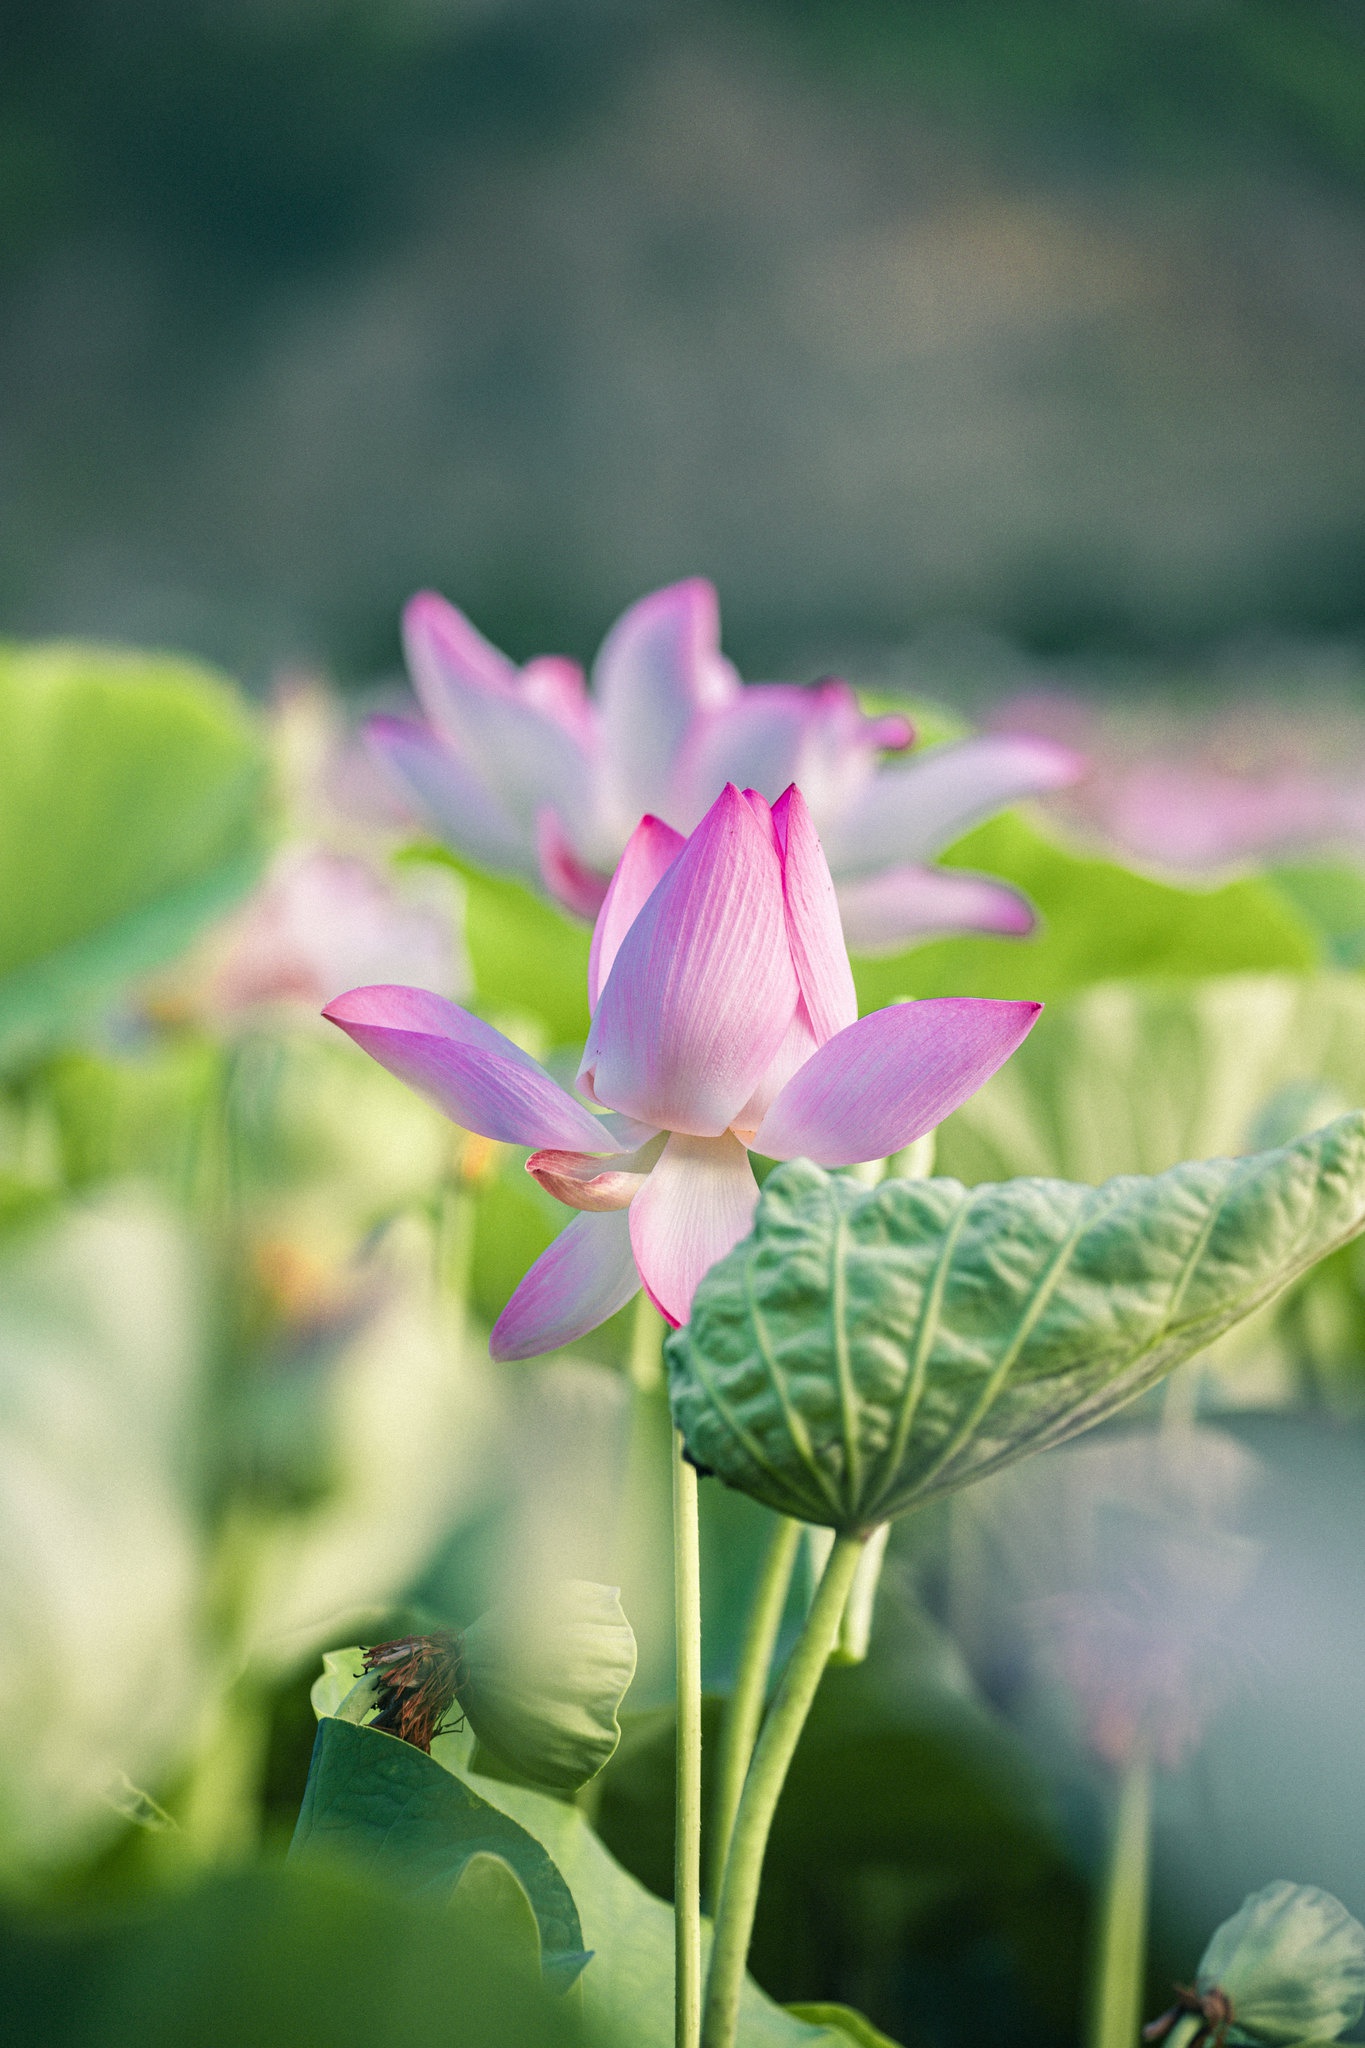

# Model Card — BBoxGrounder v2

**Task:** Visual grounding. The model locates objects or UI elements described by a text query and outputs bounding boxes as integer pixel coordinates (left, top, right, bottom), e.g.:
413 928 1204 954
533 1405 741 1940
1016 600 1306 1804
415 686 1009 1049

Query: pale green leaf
0 642 268 1063
785 2005 905 2048
458 1581 637 1792
935 972 1365 1187
666 1116 1365 1532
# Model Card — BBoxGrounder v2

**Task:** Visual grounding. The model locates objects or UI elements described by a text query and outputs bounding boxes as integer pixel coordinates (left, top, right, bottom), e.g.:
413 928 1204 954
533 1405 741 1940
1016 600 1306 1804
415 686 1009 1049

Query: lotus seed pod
455 1580 637 1793
1197 1882 1365 2044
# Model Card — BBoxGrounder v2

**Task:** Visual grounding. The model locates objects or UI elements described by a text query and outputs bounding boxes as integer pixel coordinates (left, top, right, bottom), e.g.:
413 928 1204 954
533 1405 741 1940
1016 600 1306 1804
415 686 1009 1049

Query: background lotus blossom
368 580 1082 954
997 689 1365 877
325 782 1039 1359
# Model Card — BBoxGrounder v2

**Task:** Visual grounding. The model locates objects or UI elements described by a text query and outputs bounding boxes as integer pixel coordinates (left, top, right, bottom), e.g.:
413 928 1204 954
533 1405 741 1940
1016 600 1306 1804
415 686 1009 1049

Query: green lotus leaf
0 641 268 1065
666 1115 1365 1533
1197 1882 1365 2044
457 1581 638 1792
310 1647 382 1726
291 1717 591 1991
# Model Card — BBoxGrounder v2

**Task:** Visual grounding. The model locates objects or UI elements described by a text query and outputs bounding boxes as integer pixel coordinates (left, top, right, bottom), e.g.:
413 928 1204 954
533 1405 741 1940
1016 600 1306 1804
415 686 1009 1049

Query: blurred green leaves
668 1117 1365 1530
853 814 1318 1014
0 1191 204 1890
936 971 1365 1187
0 643 268 1066
0 1863 591 2048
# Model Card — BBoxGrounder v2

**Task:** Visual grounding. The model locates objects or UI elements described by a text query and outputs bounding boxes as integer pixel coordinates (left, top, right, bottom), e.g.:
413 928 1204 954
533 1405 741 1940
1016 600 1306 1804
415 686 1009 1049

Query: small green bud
1197 1882 1365 2044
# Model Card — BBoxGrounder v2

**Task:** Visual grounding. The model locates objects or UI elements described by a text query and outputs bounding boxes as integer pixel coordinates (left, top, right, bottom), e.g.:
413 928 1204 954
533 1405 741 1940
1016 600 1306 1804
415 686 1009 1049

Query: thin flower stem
630 1285 666 1392
1087 1737 1154 2048
707 1515 802 1910
702 1531 867 2048
673 1426 704 2048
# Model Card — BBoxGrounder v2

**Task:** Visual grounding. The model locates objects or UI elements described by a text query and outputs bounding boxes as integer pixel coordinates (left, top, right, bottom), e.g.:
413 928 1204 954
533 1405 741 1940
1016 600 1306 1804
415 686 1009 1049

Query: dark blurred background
1 0 1363 688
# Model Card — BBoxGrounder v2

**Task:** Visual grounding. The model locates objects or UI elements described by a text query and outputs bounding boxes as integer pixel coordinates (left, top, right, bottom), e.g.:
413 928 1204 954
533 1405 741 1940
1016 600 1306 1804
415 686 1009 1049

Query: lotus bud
1146 1883 1365 2046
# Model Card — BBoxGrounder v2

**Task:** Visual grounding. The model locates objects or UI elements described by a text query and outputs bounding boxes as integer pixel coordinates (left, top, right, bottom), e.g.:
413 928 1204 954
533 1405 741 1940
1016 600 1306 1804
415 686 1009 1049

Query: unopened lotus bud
456 1580 637 1793
1147 1882 1365 2046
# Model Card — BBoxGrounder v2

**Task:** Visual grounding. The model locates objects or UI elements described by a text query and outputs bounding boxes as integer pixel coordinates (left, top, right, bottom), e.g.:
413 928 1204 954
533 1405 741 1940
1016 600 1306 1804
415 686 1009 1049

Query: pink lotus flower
324 783 1039 1359
368 580 1082 953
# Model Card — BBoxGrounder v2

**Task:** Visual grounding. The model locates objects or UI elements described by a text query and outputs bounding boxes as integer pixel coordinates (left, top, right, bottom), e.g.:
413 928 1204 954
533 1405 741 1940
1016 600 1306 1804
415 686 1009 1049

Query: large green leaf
292 1718 590 1988
929 974 1365 1407
851 813 1317 1012
666 1116 1365 1532
0 642 267 1062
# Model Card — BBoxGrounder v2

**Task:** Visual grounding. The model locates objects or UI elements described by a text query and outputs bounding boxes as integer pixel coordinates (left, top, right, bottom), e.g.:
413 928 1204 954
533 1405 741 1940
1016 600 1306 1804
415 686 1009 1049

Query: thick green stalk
702 1531 866 2048
1086 1739 1154 2048
707 1514 802 1909
673 1427 703 2048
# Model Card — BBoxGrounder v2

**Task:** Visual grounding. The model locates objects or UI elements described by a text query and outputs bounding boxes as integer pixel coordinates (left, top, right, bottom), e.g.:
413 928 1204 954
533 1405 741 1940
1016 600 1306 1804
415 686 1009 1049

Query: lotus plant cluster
11 603 1365 2048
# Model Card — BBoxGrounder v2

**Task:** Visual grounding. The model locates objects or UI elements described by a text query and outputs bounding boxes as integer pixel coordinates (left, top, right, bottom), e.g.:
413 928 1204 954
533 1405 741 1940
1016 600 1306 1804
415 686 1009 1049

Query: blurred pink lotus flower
325 783 1039 1356
997 689 1365 875
209 848 463 1016
368 580 1082 953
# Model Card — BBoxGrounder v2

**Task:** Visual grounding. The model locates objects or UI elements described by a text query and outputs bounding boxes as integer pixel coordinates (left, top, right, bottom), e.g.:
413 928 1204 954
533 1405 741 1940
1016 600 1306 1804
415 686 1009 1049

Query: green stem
1086 1739 1154 2048
673 1428 703 2048
702 1531 866 2048
707 1515 802 1910
629 1287 665 1393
